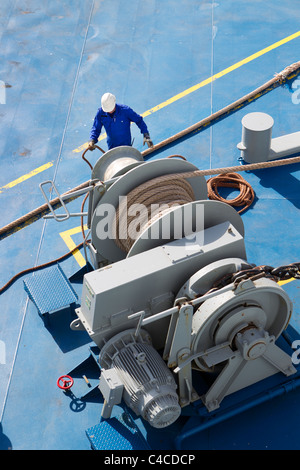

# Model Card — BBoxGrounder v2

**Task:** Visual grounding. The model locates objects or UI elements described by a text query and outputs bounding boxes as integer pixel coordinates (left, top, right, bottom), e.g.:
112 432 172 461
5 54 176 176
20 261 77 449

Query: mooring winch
69 146 297 429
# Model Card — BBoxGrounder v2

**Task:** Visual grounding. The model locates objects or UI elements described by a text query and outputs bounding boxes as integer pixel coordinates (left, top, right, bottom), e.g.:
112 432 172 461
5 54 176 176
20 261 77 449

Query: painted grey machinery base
237 112 300 163
72 219 296 422
74 220 246 349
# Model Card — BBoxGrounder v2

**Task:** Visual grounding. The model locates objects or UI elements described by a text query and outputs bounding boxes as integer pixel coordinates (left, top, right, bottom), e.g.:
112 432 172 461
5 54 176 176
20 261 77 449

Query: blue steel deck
0 0 300 450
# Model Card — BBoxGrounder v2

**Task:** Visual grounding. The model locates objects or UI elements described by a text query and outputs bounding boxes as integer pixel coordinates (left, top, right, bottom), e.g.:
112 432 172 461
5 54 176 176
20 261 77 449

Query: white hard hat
101 93 116 112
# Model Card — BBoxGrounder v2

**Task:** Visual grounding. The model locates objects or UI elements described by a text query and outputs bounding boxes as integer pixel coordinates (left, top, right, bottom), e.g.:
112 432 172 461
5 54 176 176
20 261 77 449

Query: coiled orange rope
207 172 255 213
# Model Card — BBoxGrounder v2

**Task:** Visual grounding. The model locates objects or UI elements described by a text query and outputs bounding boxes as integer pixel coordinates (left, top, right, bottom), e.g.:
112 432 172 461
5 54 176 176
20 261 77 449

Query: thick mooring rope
114 175 195 252
141 61 300 158
1 62 300 293
113 153 300 252
1 61 300 241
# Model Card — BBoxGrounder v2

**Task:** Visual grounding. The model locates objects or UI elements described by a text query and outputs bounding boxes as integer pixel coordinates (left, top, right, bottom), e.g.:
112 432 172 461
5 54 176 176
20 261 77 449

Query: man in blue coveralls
88 92 153 151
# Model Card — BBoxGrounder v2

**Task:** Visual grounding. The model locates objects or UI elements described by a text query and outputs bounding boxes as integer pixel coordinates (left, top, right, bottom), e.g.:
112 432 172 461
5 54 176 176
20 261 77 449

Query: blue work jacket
90 103 149 150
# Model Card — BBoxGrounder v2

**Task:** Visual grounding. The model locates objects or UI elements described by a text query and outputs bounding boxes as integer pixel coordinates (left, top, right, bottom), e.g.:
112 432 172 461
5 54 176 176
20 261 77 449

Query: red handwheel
57 375 74 390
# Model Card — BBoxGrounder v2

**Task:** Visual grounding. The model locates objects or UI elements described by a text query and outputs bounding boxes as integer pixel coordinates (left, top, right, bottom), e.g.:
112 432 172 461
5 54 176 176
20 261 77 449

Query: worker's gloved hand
88 140 96 151
143 133 153 148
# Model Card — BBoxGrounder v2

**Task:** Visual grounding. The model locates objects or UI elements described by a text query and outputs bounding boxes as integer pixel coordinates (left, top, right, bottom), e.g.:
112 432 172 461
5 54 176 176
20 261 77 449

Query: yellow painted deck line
2 31 299 190
59 224 87 268
278 278 295 286
0 161 53 193
73 30 300 154
73 134 106 154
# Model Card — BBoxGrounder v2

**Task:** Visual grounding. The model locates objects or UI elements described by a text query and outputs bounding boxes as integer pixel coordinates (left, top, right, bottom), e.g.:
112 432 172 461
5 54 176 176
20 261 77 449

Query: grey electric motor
99 329 181 428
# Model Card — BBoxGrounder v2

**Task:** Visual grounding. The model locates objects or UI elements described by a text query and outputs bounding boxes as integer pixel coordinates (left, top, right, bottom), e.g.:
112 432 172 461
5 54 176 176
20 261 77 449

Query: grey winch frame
67 146 296 428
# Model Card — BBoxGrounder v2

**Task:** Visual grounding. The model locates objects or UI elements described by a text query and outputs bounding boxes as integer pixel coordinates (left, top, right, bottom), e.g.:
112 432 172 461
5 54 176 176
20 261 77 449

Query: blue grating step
23 263 78 321
86 412 151 450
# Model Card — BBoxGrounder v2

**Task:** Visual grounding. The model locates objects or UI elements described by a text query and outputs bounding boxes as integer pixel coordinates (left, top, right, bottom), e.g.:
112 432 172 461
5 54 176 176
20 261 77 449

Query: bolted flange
234 326 270 360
